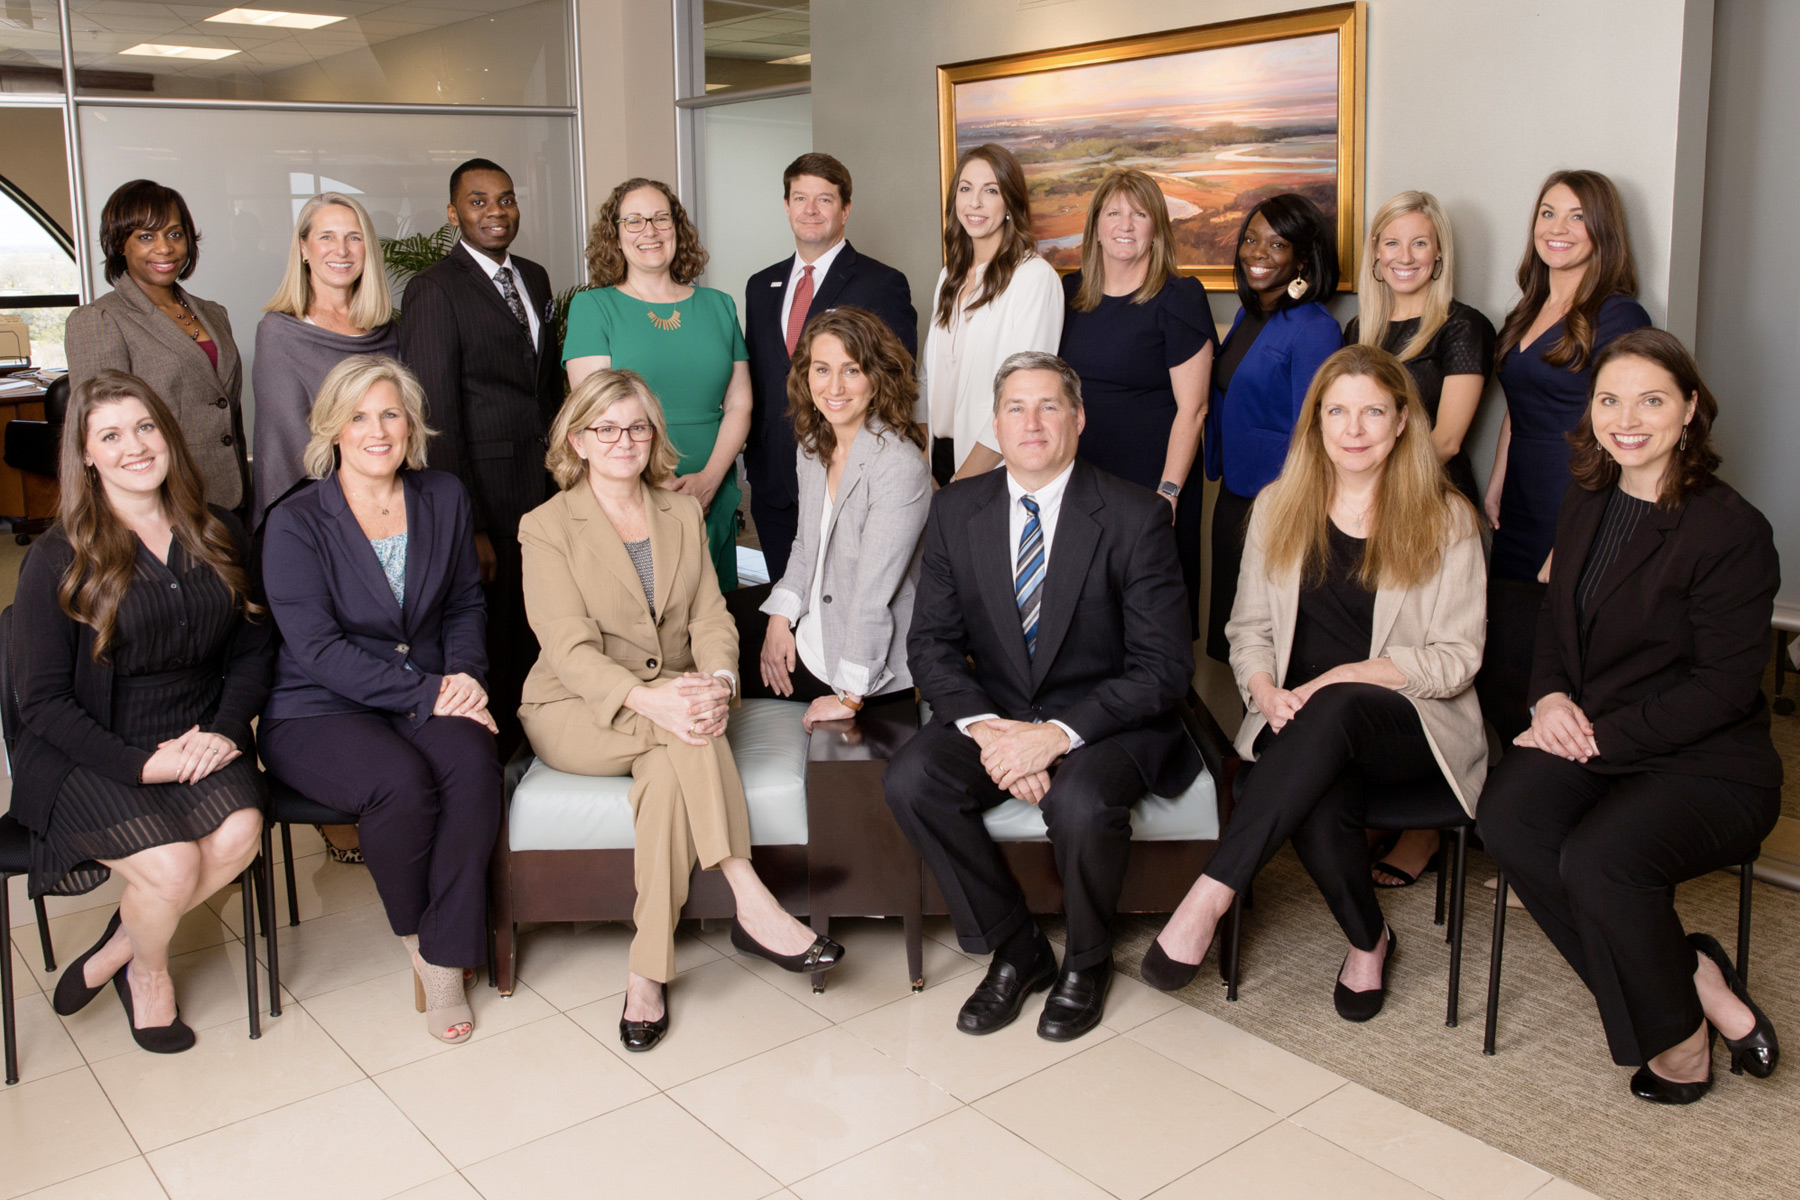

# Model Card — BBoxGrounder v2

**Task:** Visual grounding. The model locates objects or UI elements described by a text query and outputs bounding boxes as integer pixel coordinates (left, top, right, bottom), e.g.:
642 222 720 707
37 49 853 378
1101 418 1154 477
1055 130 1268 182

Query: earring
1286 275 1310 301
1679 427 1689 451
1430 258 1443 281
1371 267 1384 283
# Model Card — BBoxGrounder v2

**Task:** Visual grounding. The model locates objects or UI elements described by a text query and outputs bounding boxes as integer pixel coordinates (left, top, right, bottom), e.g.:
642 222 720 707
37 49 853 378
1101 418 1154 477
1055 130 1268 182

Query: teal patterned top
370 533 407 607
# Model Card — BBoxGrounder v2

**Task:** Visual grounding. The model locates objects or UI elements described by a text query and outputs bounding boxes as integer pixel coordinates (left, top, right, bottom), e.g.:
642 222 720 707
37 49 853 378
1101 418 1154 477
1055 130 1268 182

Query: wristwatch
1157 480 1181 499
835 690 864 712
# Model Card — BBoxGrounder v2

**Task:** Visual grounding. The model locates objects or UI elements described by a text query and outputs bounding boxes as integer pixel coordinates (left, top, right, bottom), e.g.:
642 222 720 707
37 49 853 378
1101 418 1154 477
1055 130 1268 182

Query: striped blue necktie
1015 494 1044 656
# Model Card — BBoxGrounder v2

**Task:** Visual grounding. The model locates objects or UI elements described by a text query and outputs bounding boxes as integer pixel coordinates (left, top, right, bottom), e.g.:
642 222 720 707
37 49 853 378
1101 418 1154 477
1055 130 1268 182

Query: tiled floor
6 840 1599 1200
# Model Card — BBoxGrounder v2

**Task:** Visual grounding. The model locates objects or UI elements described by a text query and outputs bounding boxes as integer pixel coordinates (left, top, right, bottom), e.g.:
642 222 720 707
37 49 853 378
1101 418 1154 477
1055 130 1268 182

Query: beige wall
0 106 73 235
577 0 679 258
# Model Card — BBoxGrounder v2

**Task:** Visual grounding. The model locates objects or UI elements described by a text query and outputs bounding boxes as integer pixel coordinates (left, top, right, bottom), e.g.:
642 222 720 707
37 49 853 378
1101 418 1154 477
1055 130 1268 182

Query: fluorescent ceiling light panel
207 8 346 29
121 43 240 60
768 53 810 65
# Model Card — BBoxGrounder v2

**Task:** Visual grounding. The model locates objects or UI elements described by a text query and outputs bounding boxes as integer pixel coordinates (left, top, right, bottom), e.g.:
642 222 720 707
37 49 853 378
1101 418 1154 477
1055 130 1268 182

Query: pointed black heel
1631 1029 1715 1104
1689 932 1778 1078
114 965 195 1054
619 982 670 1053
1139 935 1205 992
730 918 844 973
53 909 123 1016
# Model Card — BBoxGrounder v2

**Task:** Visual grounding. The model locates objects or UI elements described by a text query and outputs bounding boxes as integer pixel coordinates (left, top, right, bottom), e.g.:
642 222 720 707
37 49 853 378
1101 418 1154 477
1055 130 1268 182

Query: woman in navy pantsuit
259 355 501 1046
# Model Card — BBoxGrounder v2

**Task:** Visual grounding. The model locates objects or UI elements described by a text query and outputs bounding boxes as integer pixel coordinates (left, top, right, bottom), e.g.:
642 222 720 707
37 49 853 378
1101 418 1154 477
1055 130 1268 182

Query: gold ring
688 721 697 734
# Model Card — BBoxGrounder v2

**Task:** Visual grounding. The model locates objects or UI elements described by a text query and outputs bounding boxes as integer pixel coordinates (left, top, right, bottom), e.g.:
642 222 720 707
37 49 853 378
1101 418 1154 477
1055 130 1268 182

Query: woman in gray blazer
748 306 929 726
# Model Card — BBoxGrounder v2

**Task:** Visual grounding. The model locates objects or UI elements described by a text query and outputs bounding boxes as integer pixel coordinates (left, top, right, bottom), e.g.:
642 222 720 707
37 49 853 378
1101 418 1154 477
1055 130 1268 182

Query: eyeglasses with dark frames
585 422 654 443
616 213 674 234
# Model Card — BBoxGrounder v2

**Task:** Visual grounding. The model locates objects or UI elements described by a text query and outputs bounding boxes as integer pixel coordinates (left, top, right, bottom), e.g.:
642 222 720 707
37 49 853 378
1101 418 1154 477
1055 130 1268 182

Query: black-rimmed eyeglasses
616 214 674 233
585 422 654 443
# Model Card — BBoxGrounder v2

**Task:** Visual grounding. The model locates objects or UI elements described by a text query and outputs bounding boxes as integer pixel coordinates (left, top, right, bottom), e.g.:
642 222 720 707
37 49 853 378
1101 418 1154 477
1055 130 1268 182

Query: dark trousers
750 495 799 585
1206 486 1254 663
884 721 1148 970
1476 576 1545 745
485 530 535 761
261 710 502 967
1204 684 1463 951
1477 748 1780 1065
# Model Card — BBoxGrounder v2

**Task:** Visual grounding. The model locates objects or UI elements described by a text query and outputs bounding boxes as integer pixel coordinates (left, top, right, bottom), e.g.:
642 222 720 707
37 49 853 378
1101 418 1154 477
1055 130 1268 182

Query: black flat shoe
1139 934 1205 993
1038 961 1112 1042
114 965 195 1054
957 951 1056 1035
730 918 845 974
1333 927 1396 1023
1631 1029 1714 1105
1688 932 1779 1078
53 909 123 1016
619 983 669 1053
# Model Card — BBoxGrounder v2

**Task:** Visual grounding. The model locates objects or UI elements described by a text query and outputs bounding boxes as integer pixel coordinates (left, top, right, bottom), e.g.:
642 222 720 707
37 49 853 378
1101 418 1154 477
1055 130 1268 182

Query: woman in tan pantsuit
520 368 843 1053
65 180 249 514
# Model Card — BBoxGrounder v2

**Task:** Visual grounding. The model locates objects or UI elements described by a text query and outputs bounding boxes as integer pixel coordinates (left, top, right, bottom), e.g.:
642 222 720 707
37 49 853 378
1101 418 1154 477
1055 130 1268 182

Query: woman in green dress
564 177 751 588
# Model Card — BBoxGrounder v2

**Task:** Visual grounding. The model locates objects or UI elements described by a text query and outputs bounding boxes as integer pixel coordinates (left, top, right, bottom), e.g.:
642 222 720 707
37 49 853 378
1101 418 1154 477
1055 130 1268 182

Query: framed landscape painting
937 3 1365 290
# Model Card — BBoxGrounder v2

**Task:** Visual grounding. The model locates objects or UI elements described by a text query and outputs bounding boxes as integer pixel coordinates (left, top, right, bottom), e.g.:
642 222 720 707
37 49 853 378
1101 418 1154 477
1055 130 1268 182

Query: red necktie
784 264 815 357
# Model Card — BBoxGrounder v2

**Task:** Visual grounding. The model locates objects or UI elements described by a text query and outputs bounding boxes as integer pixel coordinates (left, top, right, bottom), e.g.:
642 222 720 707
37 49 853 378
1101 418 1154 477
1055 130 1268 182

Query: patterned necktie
1015 494 1044 657
497 264 530 330
784 263 815 356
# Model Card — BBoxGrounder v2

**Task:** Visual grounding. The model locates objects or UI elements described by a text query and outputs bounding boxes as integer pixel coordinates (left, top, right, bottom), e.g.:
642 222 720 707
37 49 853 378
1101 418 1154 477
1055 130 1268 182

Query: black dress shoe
957 952 1056 1035
619 983 670 1053
1689 932 1779 1078
1139 935 1205 993
113 965 195 1054
1038 960 1112 1042
1631 1029 1714 1105
730 918 845 974
1333 927 1396 1023
53 909 123 1016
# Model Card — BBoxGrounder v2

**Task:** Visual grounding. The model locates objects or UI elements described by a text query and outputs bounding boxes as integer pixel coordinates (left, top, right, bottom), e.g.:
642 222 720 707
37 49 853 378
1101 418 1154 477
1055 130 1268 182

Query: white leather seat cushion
982 767 1218 843
508 698 811 851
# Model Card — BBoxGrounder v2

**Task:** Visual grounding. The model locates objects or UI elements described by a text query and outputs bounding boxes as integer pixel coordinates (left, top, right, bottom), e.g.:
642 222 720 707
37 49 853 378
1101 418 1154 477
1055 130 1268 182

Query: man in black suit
885 351 1200 1042
397 157 561 757
744 152 916 581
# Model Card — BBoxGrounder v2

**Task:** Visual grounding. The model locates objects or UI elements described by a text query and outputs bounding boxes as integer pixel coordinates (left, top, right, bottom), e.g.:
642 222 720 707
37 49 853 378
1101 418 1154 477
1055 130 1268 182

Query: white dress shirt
956 461 1084 750
779 237 848 335
460 239 541 351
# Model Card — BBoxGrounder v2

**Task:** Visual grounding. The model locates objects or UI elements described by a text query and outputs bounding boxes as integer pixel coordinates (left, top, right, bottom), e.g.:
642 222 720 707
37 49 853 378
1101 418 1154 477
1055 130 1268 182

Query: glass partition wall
1 0 584 434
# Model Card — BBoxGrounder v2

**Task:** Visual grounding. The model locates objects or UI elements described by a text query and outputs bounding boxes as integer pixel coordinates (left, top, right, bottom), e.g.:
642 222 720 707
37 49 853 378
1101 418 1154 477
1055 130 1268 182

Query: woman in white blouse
922 143 1063 483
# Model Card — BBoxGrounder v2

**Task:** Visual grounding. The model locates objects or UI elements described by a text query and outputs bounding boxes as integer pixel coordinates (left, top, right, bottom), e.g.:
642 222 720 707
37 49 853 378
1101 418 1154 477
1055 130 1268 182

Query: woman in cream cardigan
519 369 843 1053
1138 344 1487 1020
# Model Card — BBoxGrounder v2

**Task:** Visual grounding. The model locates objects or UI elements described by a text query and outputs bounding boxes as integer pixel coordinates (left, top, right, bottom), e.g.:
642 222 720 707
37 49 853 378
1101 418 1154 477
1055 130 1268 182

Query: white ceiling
703 0 806 63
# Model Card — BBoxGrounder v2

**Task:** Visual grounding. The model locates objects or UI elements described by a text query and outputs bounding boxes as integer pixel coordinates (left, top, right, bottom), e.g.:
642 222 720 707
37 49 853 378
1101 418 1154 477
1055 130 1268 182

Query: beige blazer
519 481 737 734
1225 502 1489 814
65 275 247 511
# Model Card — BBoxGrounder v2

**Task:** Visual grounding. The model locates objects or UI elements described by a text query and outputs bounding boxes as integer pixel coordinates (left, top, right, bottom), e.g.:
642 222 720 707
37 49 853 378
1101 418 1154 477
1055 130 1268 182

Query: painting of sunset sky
952 32 1340 272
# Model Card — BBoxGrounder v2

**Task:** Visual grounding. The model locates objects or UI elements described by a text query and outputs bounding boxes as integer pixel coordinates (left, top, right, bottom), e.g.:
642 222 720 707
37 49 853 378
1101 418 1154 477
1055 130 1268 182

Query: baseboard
1755 815 1800 892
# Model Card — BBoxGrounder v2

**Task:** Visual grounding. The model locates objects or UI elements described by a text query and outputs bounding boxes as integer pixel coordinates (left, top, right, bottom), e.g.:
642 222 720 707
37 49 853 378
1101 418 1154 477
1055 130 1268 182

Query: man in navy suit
744 152 916 581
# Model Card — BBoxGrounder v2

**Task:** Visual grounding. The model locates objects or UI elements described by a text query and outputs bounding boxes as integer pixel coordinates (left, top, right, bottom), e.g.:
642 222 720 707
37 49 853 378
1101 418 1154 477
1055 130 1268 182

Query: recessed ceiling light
121 43 240 60
768 53 810 65
207 8 346 29
704 83 729 92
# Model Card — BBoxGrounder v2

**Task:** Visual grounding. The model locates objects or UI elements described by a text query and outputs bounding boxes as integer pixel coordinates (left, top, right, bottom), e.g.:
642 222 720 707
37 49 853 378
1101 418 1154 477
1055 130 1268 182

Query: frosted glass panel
697 92 812 327
79 105 581 437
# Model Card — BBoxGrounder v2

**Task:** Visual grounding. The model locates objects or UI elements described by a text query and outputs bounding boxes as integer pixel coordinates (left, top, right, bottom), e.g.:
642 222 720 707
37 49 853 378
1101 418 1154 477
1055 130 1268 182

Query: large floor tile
975 1037 1279 1200
374 1013 655 1168
790 1107 1108 1200
148 1079 450 1200
1290 1082 1551 1200
219 852 381 933
384 1176 482 1199
1526 1182 1603 1200
0 1067 141 1198
462 1094 777 1200
10 934 44 998
16 904 233 997
840 970 1111 1101
731 917 982 1023
568 956 829 1089
1098 972 1183 1033
1153 1121 1437 1199
302 967 557 1076
5 991 85 1084
510 921 720 1012
252 900 409 1000
57 942 291 1065
18 1156 168 1200
669 1026 960 1185
90 1004 362 1150
7 872 124 930
1125 1005 1344 1117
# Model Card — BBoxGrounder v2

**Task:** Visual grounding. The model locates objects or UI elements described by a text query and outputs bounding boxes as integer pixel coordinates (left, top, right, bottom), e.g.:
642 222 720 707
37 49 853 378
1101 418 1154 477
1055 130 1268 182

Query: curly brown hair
786 307 926 462
1568 328 1719 509
584 178 709 287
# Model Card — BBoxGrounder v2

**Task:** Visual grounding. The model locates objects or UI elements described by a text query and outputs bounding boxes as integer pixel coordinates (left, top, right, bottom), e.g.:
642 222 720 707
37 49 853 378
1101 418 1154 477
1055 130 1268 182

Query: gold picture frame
937 2 1366 291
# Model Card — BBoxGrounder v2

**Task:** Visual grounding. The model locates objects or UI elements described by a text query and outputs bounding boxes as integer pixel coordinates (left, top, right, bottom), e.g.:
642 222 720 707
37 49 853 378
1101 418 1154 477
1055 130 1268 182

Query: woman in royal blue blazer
258 355 502 1047
1203 194 1343 661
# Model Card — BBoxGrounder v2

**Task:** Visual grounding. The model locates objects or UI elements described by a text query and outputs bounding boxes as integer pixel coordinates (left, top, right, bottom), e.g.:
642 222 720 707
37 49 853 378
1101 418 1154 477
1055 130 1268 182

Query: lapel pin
771 280 783 287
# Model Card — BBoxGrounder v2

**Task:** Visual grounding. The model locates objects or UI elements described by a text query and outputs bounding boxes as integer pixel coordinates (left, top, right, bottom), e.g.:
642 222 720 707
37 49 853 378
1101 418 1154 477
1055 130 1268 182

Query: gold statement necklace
646 304 681 332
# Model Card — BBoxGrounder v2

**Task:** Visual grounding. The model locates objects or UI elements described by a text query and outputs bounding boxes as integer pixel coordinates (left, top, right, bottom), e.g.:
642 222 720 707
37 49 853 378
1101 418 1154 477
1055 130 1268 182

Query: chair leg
1435 836 1449 929
1737 859 1753 988
904 912 925 993
259 849 281 1019
34 895 54 972
3 875 18 1085
810 914 830 995
1445 826 1468 1027
1225 895 1243 1002
281 823 300 927
1483 871 1508 1055
239 867 260 1039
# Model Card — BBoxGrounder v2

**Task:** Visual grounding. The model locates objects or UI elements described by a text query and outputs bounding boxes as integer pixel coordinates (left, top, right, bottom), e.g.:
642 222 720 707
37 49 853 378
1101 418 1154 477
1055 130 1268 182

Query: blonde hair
546 369 680 491
1356 191 1455 363
1071 169 1180 312
303 355 433 479
1258 344 1475 591
265 193 393 330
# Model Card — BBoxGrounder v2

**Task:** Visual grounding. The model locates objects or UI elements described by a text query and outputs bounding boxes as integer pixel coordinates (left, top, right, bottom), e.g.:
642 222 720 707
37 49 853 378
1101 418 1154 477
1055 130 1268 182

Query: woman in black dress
1059 168 1217 633
14 370 271 1054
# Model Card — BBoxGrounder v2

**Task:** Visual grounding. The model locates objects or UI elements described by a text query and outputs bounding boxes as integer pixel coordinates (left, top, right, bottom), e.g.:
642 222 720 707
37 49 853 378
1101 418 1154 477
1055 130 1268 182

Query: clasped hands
1248 670 1339 734
142 725 240 785
1514 691 1599 762
968 718 1070 806
434 672 498 733
631 673 732 746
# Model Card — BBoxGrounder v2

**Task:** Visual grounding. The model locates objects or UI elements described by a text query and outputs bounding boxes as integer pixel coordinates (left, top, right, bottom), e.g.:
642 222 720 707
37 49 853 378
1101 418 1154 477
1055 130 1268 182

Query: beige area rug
1104 846 1800 1200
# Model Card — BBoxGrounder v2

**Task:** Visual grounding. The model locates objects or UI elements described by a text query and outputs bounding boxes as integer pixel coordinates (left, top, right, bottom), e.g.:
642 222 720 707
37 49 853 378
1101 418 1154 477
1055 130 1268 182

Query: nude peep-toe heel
403 935 472 1044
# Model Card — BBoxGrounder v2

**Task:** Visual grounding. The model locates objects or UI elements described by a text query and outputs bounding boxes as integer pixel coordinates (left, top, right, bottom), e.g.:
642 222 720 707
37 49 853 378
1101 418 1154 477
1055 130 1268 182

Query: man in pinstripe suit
397 158 562 756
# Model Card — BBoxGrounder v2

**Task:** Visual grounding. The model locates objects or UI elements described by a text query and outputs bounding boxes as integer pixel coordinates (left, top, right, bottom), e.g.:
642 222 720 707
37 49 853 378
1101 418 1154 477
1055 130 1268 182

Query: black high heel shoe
1333 927 1397 1022
730 918 844 973
1689 932 1779 1078
113 965 195 1054
619 983 669 1053
53 909 123 1016
1631 1029 1714 1105
1139 933 1208 992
